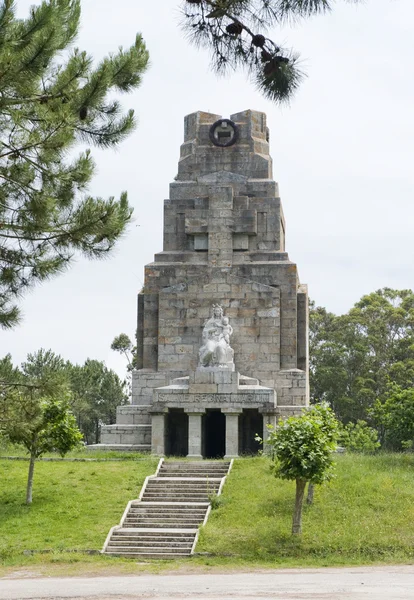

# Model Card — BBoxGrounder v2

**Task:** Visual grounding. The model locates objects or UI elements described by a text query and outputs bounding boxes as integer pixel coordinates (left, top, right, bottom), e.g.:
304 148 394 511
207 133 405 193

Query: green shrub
339 420 380 453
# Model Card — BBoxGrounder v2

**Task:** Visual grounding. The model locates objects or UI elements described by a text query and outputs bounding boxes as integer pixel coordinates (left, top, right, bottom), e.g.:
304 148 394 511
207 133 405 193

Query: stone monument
99 109 309 458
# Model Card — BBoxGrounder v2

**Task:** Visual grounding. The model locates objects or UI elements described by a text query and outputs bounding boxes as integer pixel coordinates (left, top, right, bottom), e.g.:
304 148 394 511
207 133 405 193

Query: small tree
5 393 82 504
0 349 82 503
111 333 137 399
110 333 135 370
267 403 339 535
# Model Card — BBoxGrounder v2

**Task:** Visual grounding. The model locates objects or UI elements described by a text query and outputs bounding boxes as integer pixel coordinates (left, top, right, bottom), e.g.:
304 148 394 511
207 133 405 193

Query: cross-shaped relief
184 186 257 267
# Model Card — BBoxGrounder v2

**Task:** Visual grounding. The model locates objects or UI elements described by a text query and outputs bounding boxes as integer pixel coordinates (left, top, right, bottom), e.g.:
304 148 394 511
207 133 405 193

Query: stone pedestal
186 411 204 458
224 412 241 458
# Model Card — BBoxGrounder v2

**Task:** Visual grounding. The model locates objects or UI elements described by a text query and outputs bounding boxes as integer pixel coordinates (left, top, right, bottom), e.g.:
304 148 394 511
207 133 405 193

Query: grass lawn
197 453 414 567
0 442 149 460
0 454 159 570
0 453 413 575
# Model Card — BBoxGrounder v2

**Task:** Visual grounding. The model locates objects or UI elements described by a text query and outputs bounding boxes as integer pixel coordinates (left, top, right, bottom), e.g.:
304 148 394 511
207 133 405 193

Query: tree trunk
292 478 307 535
95 419 99 444
26 450 36 505
306 482 315 505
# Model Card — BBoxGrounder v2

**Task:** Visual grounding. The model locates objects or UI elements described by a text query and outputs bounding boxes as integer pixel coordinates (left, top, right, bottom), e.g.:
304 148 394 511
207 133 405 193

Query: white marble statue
199 305 234 368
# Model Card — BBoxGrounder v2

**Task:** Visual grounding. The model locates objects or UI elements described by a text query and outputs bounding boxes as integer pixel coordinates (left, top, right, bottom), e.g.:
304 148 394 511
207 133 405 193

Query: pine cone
252 34 266 48
226 22 243 35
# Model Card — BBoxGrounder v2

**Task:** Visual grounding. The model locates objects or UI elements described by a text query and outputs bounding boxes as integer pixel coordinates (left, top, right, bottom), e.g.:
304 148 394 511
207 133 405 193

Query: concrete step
131 501 210 505
159 469 229 473
125 516 203 522
130 502 208 508
148 476 223 481
124 518 203 525
113 529 195 539
126 510 205 516
144 488 219 493
124 521 202 529
159 465 229 470
127 516 204 521
162 461 230 466
146 482 220 487
144 487 218 493
146 480 221 485
159 466 229 473
144 485 219 490
127 507 206 513
108 540 193 548
129 507 206 511
111 536 194 546
143 492 217 497
105 551 190 559
129 506 207 512
150 477 223 481
143 487 213 492
142 490 214 495
158 468 229 473
157 472 227 478
128 511 206 518
106 545 192 552
142 491 213 496
142 496 212 502
127 515 205 521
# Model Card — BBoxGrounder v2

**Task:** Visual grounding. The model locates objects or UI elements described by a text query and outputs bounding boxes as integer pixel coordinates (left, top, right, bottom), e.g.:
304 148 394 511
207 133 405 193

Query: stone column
224 412 241 459
151 413 166 455
262 412 278 456
186 411 204 458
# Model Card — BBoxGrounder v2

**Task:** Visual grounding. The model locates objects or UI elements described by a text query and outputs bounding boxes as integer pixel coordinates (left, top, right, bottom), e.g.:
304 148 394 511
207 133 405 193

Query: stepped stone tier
99 109 309 457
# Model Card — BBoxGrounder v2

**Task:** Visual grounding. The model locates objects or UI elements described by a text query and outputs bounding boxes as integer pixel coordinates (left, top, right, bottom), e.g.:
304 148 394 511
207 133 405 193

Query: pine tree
181 0 360 103
0 0 149 328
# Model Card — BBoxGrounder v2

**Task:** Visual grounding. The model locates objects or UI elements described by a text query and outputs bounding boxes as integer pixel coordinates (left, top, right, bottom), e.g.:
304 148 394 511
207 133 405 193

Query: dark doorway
165 409 188 456
203 410 225 458
239 409 263 455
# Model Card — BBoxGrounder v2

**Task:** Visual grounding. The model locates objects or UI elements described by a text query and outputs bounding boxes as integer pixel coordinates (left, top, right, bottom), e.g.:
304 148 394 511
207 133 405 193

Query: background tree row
310 287 414 450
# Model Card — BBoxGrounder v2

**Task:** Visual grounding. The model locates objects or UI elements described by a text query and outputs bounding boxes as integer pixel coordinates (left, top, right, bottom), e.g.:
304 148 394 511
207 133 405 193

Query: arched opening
165 408 188 456
239 409 263 455
203 409 225 458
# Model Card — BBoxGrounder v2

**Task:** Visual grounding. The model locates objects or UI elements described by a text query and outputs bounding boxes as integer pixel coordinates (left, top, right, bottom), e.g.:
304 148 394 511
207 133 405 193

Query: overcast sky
2 0 413 377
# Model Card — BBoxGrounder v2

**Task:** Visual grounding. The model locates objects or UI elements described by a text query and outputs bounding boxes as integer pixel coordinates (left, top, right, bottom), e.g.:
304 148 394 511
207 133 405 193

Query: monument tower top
177 109 273 182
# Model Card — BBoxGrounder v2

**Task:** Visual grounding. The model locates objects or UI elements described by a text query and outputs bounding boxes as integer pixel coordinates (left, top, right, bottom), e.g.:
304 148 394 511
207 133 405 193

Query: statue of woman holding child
199 304 234 368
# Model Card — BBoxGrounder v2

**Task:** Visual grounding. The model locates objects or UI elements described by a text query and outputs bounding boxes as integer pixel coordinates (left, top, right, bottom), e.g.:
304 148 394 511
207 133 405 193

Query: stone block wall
131 371 168 406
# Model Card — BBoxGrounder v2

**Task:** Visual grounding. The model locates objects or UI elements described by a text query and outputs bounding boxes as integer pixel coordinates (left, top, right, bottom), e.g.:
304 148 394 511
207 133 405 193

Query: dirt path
1 566 413 599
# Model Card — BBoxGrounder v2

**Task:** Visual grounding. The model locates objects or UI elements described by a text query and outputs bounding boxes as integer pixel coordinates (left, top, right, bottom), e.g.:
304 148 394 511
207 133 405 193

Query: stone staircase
103 459 232 559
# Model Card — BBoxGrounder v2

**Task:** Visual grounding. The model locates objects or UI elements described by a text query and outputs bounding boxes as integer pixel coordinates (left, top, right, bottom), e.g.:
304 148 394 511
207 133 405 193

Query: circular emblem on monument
209 119 239 147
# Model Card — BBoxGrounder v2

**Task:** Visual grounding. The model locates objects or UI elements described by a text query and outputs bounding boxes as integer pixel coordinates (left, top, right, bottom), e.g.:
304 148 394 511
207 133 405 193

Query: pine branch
181 0 361 103
0 0 149 327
